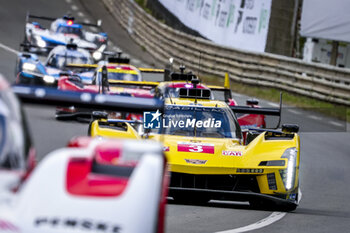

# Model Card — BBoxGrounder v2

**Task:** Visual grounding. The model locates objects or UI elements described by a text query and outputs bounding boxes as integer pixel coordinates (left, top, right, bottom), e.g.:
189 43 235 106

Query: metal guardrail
103 0 350 106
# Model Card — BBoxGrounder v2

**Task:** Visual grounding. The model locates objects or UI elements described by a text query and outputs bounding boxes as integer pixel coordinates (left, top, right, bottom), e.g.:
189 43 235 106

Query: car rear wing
108 80 159 88
20 42 98 53
64 65 164 73
12 85 164 114
65 63 99 71
20 42 56 51
230 93 282 129
26 12 102 28
138 68 164 73
65 63 166 82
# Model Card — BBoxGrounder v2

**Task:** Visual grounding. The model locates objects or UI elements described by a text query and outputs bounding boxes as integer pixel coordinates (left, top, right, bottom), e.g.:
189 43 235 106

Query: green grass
135 0 152 14
200 75 350 122
135 0 145 6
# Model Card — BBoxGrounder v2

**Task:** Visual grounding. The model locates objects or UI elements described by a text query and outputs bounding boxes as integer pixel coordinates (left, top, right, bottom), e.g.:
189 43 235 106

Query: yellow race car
88 83 300 211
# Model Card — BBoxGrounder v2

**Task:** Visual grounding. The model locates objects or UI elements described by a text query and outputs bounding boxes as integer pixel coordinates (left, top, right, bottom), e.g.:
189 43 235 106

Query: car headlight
280 147 297 191
22 62 36 71
92 51 102 61
43 75 55 84
35 35 46 48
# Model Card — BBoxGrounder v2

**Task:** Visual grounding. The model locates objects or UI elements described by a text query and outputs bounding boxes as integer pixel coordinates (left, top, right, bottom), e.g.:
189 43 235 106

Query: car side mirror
282 124 299 133
92 111 108 120
246 98 259 106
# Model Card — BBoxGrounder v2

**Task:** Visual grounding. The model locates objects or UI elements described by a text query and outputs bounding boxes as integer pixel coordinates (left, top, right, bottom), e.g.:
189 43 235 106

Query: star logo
143 110 162 129
151 109 162 122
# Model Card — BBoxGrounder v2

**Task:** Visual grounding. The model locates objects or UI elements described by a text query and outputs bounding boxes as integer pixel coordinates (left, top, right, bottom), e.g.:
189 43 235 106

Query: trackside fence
103 0 350 106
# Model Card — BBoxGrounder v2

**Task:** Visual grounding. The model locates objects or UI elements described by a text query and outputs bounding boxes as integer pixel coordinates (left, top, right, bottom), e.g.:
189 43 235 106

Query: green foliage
135 0 145 6
200 75 349 122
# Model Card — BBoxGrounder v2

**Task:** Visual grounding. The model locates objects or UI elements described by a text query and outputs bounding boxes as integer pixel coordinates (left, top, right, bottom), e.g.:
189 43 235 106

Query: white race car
0 83 167 233
0 137 167 233
23 13 107 54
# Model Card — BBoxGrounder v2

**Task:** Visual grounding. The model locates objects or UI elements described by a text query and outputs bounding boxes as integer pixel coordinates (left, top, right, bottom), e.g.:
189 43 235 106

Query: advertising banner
301 0 350 43
158 0 272 52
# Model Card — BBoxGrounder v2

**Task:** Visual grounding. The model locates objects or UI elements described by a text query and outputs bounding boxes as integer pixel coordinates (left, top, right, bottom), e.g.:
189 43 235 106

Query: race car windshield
57 26 83 37
157 105 239 138
96 71 141 82
47 55 91 69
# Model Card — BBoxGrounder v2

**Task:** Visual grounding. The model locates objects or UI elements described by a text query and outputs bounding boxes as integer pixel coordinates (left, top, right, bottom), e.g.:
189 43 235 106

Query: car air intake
264 131 294 140
267 173 277 190
170 173 260 192
179 88 211 99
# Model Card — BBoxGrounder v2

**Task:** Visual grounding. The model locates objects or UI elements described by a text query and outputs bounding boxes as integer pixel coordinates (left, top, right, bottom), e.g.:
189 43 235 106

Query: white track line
65 0 72 3
288 109 301 115
267 102 279 107
308 115 322 120
216 211 287 233
329 121 343 127
78 12 84 17
71 5 78 11
0 42 19 55
83 19 90 24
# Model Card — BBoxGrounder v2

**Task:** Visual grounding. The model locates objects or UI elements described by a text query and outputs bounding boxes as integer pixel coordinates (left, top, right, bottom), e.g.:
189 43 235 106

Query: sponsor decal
288 193 297 201
34 217 121 233
178 142 214 154
163 146 169 152
190 140 201 143
222 151 242 156
237 168 264 173
185 159 207 165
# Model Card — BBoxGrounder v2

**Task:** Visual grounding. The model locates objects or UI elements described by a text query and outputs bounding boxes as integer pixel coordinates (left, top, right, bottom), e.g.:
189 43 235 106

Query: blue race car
16 43 94 87
23 13 107 57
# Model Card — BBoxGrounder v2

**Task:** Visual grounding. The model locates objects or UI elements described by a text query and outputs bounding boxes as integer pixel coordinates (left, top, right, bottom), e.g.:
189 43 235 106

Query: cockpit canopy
46 45 93 69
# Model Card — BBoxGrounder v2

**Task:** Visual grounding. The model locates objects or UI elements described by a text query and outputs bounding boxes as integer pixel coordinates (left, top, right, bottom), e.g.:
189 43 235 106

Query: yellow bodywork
90 119 140 139
147 133 300 195
89 98 300 199
108 80 159 87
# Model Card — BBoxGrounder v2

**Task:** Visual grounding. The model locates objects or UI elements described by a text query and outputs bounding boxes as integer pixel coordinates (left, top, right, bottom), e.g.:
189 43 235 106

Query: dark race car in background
56 56 161 120
16 43 94 87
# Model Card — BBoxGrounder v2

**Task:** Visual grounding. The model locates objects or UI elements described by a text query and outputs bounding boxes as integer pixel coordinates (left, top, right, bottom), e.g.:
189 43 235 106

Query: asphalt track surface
0 0 349 232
